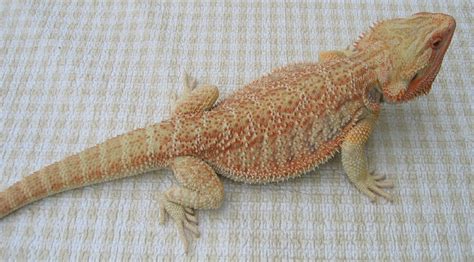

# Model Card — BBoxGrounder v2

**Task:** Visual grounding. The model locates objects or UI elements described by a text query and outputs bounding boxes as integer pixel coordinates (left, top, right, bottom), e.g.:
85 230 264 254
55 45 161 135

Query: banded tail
0 122 174 219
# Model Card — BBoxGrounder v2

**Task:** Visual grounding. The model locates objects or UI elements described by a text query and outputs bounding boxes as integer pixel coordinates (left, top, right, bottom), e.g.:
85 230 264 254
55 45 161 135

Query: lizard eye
431 37 442 49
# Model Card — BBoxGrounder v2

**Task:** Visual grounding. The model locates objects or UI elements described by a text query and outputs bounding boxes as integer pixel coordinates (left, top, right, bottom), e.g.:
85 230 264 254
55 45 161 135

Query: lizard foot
353 172 394 202
159 195 200 253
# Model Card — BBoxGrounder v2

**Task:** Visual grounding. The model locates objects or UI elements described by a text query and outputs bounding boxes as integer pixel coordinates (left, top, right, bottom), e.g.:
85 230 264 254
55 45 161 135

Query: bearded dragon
0 13 455 252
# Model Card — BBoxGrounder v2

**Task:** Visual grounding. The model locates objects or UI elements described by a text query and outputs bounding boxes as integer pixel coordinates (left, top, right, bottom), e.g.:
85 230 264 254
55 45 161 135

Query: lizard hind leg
160 156 224 253
172 73 219 116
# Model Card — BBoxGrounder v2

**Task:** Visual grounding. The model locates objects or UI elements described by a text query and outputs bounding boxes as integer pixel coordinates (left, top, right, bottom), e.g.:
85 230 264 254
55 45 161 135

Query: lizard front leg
341 112 394 202
160 156 224 253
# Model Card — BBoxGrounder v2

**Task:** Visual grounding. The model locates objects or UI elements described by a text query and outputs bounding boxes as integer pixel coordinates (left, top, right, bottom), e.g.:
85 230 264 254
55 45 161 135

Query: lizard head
354 12 456 103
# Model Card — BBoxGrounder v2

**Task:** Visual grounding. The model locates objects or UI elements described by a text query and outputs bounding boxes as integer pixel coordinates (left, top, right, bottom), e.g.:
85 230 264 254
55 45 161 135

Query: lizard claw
159 195 200 253
354 171 394 202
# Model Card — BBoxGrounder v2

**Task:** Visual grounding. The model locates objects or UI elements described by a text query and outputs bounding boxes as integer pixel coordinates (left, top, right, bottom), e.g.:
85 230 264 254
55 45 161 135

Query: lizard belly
204 101 363 184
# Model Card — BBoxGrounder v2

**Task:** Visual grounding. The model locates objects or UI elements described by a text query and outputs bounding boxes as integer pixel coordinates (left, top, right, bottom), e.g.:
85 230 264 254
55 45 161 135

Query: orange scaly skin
0 13 455 252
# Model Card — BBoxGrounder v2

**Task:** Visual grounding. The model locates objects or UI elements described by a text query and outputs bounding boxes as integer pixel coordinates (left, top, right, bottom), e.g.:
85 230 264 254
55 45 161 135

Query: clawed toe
185 207 194 214
355 172 394 202
375 179 394 188
184 220 200 237
368 183 393 202
186 212 198 223
159 196 200 253
372 173 386 181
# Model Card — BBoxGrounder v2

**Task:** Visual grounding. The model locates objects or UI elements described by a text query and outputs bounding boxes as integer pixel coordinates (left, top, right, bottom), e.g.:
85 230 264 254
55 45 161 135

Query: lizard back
185 57 377 183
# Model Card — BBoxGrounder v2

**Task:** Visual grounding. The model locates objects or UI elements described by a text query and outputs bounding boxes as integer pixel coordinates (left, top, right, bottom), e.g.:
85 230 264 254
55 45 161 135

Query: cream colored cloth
0 1 472 260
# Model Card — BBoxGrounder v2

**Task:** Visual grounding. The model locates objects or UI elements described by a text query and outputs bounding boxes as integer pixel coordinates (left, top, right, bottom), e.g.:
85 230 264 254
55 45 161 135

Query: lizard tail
0 122 173 219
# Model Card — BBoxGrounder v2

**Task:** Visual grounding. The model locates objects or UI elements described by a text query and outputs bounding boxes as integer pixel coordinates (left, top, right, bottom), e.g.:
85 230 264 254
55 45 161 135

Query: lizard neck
348 43 392 109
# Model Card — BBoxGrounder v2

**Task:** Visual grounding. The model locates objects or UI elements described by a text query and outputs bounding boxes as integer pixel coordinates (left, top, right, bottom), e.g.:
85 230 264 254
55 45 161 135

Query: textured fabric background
0 1 472 260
